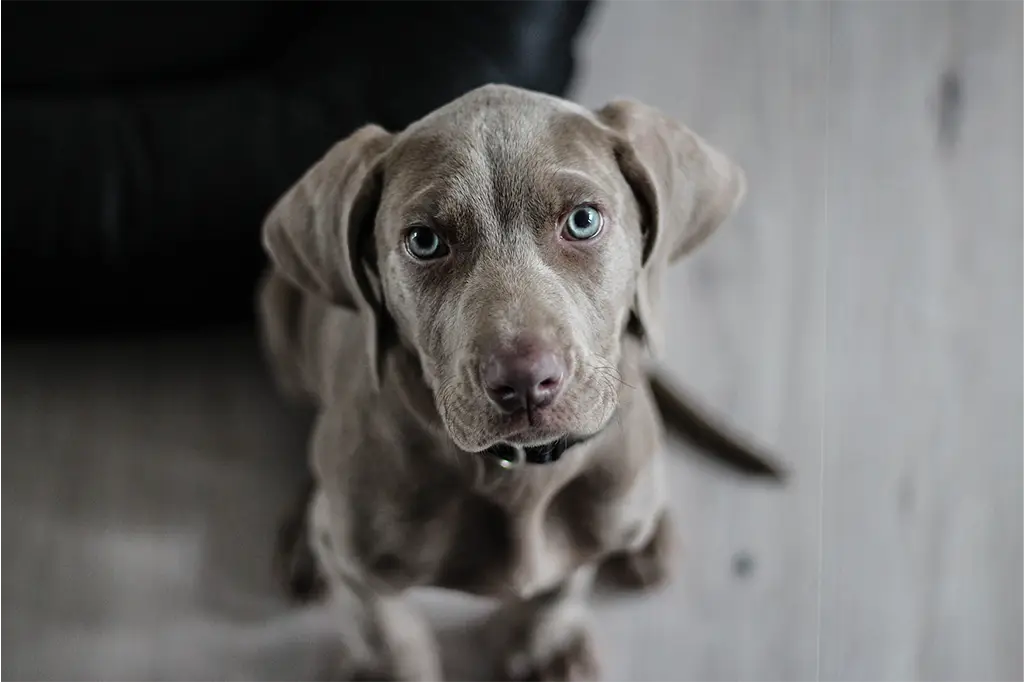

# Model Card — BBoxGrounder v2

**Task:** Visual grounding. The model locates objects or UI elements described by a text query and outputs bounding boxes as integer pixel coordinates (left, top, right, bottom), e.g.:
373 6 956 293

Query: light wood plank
819 3 1023 680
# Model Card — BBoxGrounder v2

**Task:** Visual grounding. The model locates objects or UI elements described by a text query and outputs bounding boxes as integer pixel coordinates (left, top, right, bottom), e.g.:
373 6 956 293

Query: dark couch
4 1 594 335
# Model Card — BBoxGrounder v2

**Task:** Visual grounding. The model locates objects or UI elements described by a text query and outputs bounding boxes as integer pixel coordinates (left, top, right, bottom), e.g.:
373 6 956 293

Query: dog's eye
562 206 603 241
405 226 449 260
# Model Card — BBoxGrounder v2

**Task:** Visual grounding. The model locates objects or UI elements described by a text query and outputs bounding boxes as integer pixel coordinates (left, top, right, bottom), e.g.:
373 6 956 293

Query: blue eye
562 206 603 241
405 226 449 260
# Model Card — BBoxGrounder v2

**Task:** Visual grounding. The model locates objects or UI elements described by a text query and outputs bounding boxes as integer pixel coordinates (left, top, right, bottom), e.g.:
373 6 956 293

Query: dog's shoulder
258 267 377 407
309 374 467 589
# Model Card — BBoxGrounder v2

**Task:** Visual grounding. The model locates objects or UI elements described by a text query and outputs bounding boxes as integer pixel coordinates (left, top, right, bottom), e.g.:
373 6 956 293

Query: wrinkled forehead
379 103 617 234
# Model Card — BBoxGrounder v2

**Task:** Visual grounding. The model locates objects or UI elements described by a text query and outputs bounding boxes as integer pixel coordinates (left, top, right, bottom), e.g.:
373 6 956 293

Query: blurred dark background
4 0 592 335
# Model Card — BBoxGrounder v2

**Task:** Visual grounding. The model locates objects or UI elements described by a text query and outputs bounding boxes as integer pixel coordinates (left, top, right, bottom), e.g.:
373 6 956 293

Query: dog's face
375 95 643 452
262 85 746 457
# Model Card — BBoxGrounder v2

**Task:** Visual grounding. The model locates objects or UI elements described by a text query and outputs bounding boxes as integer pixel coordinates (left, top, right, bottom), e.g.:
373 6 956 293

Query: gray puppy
258 84 783 681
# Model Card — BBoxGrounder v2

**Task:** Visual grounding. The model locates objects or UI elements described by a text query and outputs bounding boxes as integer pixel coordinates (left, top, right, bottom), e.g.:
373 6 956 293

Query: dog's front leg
486 565 600 682
324 586 441 682
309 491 442 682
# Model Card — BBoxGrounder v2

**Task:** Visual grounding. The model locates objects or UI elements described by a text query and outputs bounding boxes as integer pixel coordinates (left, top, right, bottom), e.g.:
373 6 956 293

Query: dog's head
263 85 745 458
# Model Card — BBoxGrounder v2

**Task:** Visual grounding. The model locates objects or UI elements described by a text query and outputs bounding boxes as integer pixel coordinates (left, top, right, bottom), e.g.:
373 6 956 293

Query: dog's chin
445 424 571 455
438 385 619 457
448 412 570 451
448 415 606 466
497 425 571 448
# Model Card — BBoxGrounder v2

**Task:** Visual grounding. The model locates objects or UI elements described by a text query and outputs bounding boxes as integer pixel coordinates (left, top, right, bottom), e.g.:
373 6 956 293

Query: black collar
485 431 598 466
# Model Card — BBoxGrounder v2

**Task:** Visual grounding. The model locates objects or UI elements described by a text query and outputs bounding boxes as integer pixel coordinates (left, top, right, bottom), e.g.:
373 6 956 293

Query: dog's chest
416 461 660 598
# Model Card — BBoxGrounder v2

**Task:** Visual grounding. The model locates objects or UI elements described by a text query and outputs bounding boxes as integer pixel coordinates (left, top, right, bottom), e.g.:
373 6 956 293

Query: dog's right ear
262 124 393 309
262 124 394 387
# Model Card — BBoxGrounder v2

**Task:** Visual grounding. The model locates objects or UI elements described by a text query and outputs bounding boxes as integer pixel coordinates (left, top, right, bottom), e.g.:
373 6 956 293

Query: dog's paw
500 627 599 682
597 512 674 592
273 490 328 602
488 599 600 682
326 648 439 682
326 661 414 682
350 662 443 682
349 668 398 682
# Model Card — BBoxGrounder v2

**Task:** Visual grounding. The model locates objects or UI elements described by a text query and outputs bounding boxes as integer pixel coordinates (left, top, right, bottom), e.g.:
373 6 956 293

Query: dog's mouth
484 433 595 466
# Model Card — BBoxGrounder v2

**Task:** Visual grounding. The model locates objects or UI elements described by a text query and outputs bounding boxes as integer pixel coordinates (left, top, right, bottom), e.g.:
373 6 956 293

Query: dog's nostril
482 345 567 413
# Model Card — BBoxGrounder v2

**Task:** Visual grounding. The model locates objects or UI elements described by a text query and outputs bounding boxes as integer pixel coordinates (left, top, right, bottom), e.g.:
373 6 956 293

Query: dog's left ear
597 100 747 354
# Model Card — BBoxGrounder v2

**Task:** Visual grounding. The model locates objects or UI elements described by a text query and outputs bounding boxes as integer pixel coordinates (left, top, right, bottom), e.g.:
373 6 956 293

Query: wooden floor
3 3 1021 680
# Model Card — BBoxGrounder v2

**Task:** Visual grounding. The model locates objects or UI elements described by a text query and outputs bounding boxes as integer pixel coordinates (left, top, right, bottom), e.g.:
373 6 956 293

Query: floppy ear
597 100 747 355
261 124 394 388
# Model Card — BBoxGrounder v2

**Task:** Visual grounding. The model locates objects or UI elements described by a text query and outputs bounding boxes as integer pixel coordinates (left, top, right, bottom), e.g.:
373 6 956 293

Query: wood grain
819 3 1023 680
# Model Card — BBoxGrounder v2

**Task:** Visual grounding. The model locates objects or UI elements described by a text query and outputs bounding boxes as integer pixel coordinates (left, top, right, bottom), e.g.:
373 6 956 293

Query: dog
257 84 785 681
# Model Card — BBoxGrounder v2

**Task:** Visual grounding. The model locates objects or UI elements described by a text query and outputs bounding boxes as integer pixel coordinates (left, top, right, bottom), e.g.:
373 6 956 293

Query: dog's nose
481 345 566 413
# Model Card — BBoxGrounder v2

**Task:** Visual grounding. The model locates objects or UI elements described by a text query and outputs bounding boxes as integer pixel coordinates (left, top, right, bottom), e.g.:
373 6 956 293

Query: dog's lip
500 429 565 447
484 419 574 451
493 408 559 437
481 408 589 449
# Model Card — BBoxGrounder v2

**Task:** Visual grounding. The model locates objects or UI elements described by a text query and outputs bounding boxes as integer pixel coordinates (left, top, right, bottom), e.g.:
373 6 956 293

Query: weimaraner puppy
257 84 785 681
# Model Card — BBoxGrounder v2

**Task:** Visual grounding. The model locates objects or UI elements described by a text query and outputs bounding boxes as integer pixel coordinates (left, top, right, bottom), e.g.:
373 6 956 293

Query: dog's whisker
582 359 635 391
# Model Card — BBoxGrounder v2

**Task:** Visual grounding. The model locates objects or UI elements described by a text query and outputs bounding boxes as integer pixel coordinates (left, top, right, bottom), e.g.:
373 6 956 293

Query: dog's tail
647 368 788 482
